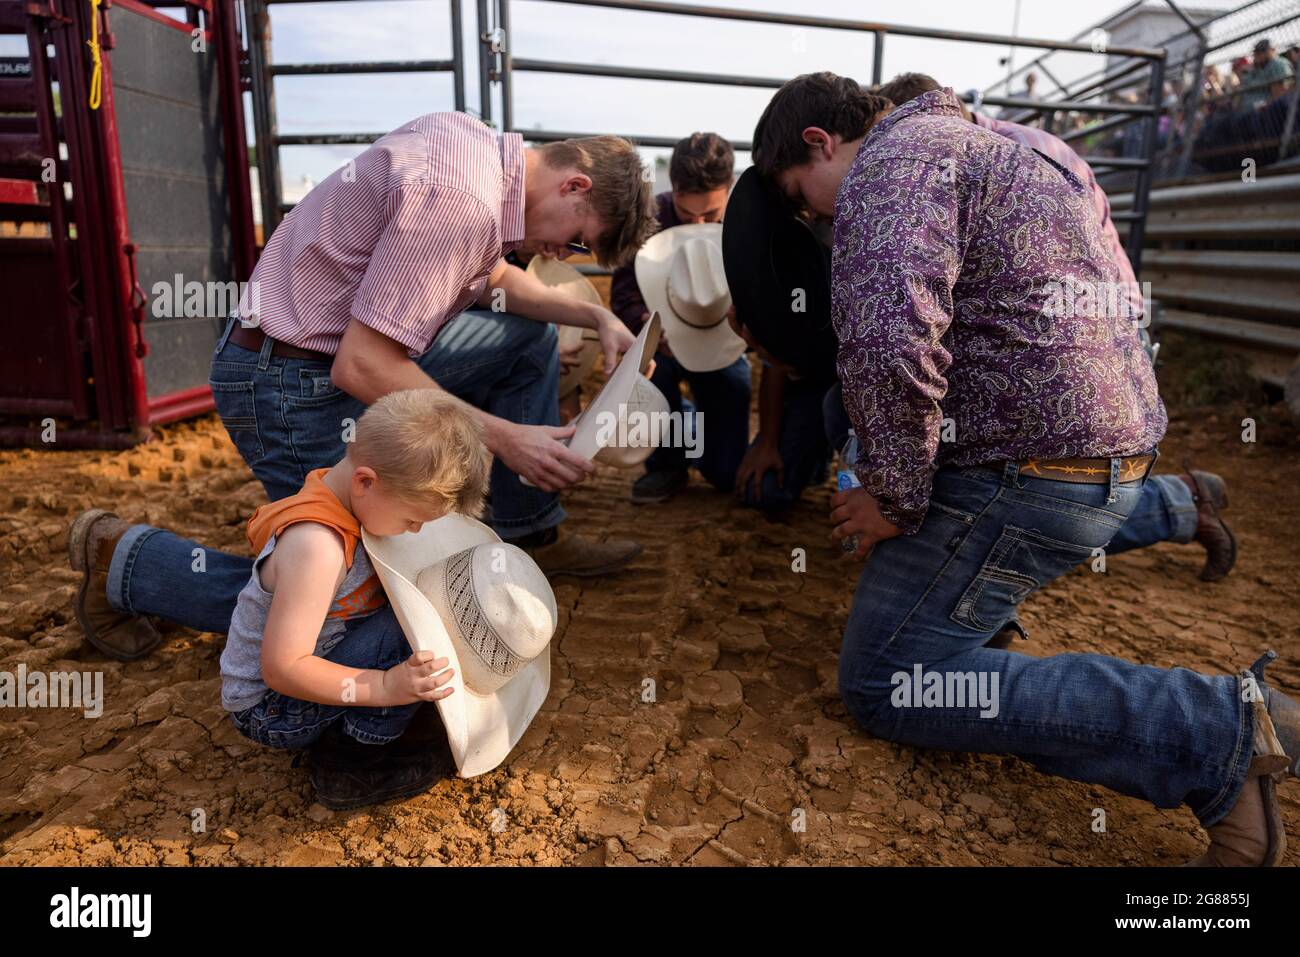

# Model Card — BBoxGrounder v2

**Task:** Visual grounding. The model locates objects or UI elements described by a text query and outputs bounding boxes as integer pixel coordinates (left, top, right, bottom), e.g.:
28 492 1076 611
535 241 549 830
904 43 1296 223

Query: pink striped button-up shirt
239 112 526 356
972 112 1140 313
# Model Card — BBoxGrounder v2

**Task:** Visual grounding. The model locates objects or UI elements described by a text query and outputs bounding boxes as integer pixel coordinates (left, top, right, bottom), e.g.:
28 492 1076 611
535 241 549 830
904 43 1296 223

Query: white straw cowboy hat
567 312 669 468
634 223 746 373
526 255 602 397
363 515 558 778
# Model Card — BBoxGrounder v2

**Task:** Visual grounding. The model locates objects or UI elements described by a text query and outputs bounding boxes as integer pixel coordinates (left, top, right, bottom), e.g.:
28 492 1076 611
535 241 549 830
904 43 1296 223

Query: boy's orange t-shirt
246 468 386 619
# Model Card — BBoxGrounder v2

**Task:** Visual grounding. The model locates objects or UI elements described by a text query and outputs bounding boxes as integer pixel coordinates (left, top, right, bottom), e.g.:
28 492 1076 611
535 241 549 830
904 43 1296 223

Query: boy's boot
68 509 162 661
309 724 455 811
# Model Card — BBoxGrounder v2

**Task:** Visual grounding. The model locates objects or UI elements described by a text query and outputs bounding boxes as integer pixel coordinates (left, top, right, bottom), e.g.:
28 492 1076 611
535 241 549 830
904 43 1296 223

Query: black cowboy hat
721 166 838 380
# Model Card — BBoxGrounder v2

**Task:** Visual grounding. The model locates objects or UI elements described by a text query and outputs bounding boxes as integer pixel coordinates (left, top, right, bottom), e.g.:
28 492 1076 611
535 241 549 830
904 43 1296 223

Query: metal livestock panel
109 2 236 403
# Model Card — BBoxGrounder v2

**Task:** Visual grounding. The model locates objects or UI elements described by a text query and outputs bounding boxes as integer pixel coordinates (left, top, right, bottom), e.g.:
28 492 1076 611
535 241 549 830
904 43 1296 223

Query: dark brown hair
669 132 735 192
539 136 659 268
752 72 890 177
875 72 941 107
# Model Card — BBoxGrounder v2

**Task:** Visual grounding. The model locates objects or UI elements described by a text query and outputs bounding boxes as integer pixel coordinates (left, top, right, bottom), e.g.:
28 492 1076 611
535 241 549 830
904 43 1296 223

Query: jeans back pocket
209 379 265 463
950 524 1095 634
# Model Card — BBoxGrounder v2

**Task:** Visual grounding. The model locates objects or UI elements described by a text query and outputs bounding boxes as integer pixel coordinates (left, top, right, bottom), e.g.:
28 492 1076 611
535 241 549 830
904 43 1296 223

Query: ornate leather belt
983 454 1155 484
227 322 334 364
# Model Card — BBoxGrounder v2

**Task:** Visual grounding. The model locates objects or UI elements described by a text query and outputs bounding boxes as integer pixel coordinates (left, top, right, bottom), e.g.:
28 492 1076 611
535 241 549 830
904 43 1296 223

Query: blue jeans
209 310 564 537
230 606 419 749
837 461 1253 827
643 352 751 490
738 375 833 510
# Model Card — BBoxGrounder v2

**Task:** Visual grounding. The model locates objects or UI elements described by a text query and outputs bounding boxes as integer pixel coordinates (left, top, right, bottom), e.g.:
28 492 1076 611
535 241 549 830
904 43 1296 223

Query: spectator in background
1285 45 1299 72
609 132 753 504
997 69 1039 120
1241 38 1294 110
1228 56 1250 107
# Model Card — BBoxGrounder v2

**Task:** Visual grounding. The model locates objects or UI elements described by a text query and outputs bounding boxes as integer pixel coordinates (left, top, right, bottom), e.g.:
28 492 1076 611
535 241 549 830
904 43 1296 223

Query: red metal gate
0 0 254 447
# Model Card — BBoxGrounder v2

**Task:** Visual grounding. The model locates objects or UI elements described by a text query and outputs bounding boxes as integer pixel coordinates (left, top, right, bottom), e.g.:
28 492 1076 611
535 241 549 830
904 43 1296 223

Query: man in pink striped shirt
205 111 660 578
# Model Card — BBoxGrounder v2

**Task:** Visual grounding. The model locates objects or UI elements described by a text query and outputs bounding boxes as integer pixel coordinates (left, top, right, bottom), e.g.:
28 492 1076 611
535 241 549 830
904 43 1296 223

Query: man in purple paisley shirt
749 73 1300 867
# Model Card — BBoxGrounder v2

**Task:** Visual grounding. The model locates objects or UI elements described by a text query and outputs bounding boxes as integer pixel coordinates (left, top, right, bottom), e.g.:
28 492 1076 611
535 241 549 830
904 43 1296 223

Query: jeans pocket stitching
949 525 1082 633
208 379 265 460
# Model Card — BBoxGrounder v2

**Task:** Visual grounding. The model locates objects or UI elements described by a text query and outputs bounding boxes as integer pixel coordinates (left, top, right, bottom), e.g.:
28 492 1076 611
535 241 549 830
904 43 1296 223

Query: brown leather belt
983 454 1155 484
227 322 334 364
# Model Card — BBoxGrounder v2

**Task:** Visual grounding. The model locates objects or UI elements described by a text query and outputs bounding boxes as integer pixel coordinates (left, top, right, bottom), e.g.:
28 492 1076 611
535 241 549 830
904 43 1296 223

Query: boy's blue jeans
230 607 419 749
738 375 833 510
643 352 751 489
208 309 564 538
839 461 1253 827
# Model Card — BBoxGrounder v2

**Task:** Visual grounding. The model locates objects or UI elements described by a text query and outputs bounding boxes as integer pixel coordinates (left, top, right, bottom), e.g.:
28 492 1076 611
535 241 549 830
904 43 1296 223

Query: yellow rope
87 0 103 110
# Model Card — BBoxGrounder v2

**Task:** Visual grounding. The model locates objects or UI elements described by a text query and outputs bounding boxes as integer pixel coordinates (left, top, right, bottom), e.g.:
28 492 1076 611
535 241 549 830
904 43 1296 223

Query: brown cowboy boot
68 509 162 661
1258 649 1300 780
1185 653 1293 867
1184 766 1286 867
1178 468 1236 581
518 527 643 578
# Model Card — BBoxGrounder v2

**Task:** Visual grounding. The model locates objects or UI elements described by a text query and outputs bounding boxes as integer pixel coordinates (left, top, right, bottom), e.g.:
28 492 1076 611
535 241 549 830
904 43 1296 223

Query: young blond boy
70 389 491 808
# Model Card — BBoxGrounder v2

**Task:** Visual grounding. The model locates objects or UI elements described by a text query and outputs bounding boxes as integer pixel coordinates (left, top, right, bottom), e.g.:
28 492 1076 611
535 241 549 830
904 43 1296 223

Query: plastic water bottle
837 430 861 554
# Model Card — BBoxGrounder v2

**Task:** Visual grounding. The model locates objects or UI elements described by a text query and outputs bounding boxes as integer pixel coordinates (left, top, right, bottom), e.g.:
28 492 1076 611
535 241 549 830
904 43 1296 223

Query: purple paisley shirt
832 88 1166 534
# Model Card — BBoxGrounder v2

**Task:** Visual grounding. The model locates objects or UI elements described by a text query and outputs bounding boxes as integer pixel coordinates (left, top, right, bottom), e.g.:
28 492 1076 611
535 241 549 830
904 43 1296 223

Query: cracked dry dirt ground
1 372 1298 866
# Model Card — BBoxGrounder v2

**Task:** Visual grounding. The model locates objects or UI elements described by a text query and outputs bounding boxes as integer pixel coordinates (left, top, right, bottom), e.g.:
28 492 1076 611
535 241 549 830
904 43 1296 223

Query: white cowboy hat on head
567 312 669 468
363 515 557 778
526 255 602 397
634 222 746 373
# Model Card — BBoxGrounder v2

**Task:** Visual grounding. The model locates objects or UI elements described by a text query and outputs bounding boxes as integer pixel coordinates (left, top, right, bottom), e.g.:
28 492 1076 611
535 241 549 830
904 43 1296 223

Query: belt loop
1000 460 1020 488
1106 456 1121 504
257 329 274 372
1145 447 1160 481
215 313 235 354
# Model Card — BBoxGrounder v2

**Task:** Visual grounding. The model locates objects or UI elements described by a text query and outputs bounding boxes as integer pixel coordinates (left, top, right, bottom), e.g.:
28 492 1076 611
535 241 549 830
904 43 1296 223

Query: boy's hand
383 651 455 705
735 440 783 502
829 486 902 560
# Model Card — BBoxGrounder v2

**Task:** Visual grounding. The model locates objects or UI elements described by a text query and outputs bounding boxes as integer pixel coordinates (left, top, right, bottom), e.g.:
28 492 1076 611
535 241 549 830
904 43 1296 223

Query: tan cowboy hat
634 223 746 373
526 255 602 396
567 312 669 468
363 515 557 778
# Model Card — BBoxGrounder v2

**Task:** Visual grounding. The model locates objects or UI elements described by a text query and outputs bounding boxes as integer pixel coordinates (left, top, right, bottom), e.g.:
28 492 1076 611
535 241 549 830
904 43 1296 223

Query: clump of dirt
1 342 1298 866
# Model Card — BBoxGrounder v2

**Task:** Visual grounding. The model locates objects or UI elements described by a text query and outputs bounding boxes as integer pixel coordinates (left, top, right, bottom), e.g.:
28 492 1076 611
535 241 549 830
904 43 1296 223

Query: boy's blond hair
349 390 491 518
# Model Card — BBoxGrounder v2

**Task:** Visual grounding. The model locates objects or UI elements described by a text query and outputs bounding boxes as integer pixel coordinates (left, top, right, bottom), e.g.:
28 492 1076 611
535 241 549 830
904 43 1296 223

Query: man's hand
494 420 597 492
383 651 455 705
595 307 636 374
829 486 902 560
735 440 783 502
558 337 585 371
